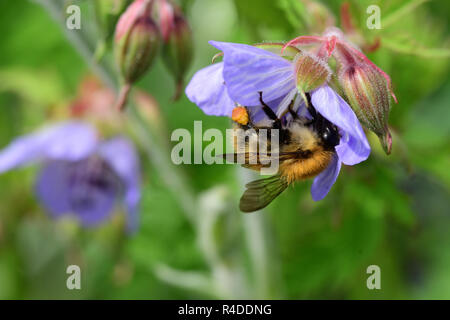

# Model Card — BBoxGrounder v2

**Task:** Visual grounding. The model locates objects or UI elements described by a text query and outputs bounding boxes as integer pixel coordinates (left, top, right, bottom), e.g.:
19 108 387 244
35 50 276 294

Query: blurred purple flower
0 122 140 232
186 41 371 200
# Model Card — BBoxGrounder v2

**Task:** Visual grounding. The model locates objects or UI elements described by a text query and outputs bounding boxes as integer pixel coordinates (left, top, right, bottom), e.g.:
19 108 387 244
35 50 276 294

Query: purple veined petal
275 88 298 118
209 41 296 107
185 62 235 117
311 153 341 201
35 159 118 227
311 85 371 165
0 121 98 174
98 137 141 233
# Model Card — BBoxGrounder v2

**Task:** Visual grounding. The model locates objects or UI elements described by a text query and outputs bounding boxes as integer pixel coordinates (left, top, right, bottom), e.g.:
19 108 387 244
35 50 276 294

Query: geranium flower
0 122 140 232
186 41 371 200
185 42 306 119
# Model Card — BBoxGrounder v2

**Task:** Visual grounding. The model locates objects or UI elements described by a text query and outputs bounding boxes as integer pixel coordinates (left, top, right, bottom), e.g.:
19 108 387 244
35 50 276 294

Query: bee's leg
303 92 323 128
258 92 281 129
245 106 257 128
258 92 278 120
288 99 299 119
234 105 257 131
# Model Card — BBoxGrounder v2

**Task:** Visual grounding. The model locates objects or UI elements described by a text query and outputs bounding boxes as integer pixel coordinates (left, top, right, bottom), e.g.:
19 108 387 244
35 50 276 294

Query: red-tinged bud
117 18 160 83
94 0 132 60
161 12 193 101
158 0 175 42
95 0 132 42
232 106 249 125
294 52 331 102
115 0 160 85
114 0 160 110
340 64 392 154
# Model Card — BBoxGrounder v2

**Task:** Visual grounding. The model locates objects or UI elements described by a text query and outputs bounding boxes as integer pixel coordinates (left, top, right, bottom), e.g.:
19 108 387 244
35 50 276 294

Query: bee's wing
239 175 288 213
219 152 301 164
219 152 274 165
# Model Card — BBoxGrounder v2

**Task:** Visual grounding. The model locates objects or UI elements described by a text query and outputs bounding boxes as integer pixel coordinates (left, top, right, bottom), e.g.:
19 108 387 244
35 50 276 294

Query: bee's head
302 92 341 150
309 113 340 150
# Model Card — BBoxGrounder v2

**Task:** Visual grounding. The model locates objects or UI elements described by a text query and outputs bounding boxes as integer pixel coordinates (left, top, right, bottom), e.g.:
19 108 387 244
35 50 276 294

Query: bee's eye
322 127 340 147
322 129 330 140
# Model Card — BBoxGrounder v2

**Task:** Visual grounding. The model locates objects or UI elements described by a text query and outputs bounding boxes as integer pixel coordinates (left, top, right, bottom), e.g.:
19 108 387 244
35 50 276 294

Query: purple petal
185 62 235 117
274 88 298 118
0 121 98 173
35 160 117 227
311 154 341 201
210 41 296 106
35 161 72 218
98 137 141 233
311 86 370 165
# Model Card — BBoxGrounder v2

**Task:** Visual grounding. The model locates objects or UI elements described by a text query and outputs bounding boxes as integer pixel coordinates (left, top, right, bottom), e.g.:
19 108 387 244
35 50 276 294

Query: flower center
67 156 121 212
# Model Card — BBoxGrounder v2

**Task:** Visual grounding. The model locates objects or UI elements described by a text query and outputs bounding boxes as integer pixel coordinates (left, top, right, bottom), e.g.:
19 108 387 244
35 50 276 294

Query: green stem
238 169 272 299
127 105 197 224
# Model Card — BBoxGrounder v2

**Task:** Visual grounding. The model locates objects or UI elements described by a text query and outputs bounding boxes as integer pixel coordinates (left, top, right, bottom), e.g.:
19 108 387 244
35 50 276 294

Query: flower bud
340 63 392 154
158 0 175 42
95 0 131 41
232 106 249 125
115 0 160 84
294 52 331 102
94 0 131 60
161 12 193 100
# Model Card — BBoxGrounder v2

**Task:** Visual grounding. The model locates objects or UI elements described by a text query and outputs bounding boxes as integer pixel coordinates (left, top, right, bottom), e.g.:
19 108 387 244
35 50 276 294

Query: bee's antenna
258 92 279 120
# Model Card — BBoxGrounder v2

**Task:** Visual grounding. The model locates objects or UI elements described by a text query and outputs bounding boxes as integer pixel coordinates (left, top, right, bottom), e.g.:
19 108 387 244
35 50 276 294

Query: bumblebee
225 92 340 212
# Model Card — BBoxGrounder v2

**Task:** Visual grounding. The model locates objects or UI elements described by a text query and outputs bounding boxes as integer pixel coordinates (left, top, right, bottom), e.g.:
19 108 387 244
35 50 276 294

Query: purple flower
0 122 141 232
186 41 371 201
185 58 306 121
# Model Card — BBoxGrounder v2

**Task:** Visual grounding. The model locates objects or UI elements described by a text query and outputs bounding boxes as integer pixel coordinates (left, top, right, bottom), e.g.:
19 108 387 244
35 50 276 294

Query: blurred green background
0 0 449 299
